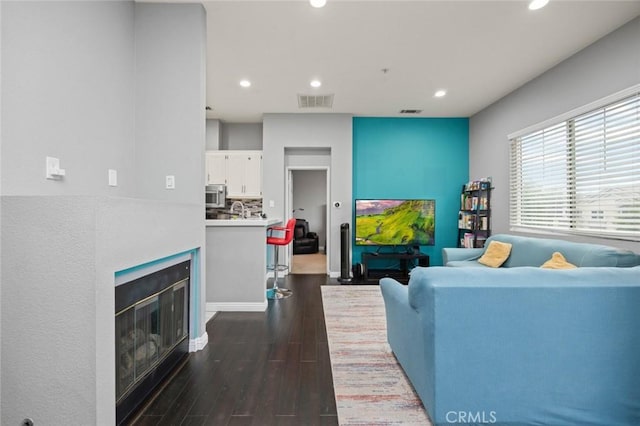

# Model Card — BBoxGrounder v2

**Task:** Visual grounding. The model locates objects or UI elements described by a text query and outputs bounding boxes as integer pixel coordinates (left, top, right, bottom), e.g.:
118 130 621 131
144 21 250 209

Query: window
509 87 640 241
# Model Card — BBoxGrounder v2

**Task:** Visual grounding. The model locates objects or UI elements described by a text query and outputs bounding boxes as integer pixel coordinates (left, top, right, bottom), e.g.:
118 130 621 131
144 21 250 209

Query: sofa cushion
541 252 577 269
478 240 512 267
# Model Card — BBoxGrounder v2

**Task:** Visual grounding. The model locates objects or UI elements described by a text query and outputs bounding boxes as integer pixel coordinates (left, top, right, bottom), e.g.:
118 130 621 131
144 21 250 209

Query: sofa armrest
380 277 435 411
380 277 408 305
442 247 483 265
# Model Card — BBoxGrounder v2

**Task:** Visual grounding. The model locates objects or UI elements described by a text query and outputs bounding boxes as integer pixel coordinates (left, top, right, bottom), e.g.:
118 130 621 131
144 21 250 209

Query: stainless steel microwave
205 184 226 208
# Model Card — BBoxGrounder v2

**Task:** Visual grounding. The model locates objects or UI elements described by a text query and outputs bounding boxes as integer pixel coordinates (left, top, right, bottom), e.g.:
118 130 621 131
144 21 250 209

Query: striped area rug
321 285 431 425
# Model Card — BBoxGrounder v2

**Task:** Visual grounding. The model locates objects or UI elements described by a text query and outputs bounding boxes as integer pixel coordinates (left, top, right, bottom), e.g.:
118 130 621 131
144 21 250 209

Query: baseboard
189 331 208 352
329 271 340 278
205 310 218 323
206 301 267 312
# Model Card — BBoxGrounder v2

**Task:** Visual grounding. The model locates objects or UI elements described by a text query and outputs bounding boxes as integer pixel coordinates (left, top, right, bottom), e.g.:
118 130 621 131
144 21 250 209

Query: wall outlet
165 175 175 189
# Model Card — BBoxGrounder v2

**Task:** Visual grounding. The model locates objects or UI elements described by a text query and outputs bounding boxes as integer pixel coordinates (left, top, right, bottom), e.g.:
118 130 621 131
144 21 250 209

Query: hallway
290 253 327 275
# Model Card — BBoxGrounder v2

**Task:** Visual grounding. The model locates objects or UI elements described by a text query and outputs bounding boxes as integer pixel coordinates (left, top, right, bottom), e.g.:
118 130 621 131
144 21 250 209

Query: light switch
46 156 66 180
166 175 175 189
108 169 117 187
269 200 275 208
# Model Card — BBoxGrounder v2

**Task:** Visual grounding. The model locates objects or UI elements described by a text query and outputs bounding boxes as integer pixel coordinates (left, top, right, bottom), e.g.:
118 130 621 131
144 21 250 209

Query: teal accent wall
353 117 469 266
115 248 202 339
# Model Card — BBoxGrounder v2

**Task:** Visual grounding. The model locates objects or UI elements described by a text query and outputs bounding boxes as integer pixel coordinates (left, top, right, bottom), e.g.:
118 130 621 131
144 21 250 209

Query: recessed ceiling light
309 0 327 8
434 90 447 98
528 0 549 10
310 79 322 88
239 79 251 88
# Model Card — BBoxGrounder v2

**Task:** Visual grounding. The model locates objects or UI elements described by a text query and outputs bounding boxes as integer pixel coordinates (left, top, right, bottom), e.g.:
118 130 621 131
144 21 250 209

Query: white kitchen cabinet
205 150 262 198
206 152 226 185
226 151 262 198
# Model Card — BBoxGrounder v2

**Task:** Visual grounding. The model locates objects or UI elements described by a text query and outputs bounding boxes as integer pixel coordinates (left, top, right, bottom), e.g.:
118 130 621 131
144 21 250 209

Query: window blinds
509 91 640 240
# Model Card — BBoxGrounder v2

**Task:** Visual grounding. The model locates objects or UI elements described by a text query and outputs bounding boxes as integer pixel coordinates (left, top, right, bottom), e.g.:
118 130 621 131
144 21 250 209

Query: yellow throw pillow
478 241 513 268
541 252 577 269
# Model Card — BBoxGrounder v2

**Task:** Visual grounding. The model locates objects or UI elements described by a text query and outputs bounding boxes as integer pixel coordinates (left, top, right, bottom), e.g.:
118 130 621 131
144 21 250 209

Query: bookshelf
457 179 492 248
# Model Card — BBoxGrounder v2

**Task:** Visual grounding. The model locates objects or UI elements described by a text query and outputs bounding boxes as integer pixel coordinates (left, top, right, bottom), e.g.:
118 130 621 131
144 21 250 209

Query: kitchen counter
205 218 281 227
205 218 282 313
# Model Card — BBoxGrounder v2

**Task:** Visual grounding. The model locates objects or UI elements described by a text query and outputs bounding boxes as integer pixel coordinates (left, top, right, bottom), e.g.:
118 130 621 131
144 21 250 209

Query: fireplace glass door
116 278 188 402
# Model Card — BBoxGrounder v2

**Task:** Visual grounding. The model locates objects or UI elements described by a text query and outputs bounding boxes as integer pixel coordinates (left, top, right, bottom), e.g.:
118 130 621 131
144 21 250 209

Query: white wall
2 197 99 425
1 1 136 197
286 147 332 168
220 122 263 150
0 1 207 423
263 114 352 274
292 170 327 250
470 17 640 251
206 119 221 150
134 3 206 204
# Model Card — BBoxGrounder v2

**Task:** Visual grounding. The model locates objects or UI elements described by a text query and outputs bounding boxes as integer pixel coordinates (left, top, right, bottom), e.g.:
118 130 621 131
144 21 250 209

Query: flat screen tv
355 199 435 246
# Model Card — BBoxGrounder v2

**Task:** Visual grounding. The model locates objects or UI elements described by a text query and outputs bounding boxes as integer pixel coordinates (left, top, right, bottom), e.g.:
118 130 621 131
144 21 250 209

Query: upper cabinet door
205 150 262 198
225 153 246 197
243 153 262 198
206 152 227 185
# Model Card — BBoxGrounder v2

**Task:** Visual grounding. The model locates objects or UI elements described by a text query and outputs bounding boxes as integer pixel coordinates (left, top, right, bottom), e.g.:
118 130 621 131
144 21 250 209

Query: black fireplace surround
115 260 190 425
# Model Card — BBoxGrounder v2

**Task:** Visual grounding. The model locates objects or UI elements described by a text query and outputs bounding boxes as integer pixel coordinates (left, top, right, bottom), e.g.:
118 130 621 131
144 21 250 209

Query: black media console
357 251 430 284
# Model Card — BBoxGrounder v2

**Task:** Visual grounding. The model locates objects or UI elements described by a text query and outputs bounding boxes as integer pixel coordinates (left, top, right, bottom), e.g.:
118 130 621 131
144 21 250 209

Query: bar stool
266 218 296 300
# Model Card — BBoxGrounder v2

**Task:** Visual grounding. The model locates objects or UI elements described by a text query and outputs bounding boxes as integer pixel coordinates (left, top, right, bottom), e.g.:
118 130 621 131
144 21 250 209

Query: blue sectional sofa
380 235 640 425
443 233 640 268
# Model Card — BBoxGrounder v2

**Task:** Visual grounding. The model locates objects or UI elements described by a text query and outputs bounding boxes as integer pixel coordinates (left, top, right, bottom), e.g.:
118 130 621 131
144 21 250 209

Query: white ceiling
203 0 640 123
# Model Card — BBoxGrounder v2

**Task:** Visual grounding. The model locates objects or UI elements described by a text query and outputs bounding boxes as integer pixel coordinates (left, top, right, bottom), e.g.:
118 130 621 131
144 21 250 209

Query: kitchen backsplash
207 198 263 218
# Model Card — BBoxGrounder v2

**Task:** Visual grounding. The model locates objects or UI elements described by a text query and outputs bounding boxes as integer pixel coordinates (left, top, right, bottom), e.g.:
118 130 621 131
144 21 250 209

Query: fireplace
115 260 190 425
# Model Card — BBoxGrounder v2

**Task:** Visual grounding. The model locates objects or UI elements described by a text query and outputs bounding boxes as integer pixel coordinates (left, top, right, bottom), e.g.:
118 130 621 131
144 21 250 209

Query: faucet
229 201 246 218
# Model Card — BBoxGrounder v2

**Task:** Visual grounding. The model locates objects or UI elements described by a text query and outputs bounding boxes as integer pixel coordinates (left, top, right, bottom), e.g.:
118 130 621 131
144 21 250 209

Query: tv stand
358 251 429 284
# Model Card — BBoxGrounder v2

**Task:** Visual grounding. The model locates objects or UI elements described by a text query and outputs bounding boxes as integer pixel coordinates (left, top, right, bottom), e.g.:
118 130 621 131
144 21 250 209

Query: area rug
321 286 431 425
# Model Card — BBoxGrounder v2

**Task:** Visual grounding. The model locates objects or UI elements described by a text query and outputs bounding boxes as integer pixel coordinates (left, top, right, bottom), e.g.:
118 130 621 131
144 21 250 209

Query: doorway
287 168 329 274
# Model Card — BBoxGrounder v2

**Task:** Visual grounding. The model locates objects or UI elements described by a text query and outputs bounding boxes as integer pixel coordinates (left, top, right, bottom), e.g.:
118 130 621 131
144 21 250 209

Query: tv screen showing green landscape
355 199 435 246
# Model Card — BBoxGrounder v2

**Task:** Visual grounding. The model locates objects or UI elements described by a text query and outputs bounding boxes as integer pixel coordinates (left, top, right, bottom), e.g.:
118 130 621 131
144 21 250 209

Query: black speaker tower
338 223 352 283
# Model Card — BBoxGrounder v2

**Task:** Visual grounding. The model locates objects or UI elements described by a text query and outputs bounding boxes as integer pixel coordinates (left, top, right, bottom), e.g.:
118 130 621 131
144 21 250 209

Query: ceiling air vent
298 94 334 108
400 109 423 114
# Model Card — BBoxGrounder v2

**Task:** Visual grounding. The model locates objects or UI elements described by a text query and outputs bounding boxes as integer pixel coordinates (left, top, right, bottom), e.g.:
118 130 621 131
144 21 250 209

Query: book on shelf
464 178 491 192
478 196 488 210
461 195 488 212
463 233 475 248
458 211 476 230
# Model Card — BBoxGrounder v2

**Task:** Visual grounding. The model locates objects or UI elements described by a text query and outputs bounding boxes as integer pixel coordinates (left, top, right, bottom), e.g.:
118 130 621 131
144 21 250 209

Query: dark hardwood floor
131 274 339 426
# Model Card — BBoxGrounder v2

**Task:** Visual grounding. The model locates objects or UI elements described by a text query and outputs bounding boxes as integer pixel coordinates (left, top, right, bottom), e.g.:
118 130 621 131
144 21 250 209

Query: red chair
266 218 296 299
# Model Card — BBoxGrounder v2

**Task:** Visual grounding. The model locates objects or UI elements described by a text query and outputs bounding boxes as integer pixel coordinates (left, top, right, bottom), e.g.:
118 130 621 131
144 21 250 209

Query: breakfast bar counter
205 218 282 313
